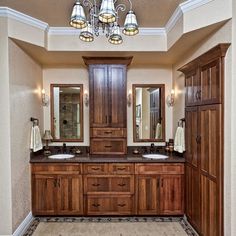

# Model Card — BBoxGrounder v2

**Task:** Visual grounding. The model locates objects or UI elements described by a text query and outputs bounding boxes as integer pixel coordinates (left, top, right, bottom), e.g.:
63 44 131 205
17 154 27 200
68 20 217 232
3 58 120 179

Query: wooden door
89 65 109 127
199 59 221 105
201 175 218 236
185 164 201 232
185 107 198 167
199 104 222 236
108 65 126 127
137 176 159 214
32 174 57 215
159 175 184 215
57 175 83 215
185 69 199 106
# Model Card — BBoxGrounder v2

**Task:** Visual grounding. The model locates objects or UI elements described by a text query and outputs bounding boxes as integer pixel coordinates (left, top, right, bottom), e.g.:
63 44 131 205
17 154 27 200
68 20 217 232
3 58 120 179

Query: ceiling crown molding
0 0 214 36
0 7 48 30
165 0 214 33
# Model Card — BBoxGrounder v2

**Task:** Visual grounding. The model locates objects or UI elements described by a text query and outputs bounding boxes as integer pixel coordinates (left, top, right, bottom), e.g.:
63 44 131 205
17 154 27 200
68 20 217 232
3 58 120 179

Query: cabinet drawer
87 195 133 215
90 139 126 154
110 176 134 193
83 164 109 174
109 163 134 174
135 164 184 175
91 128 126 138
85 177 109 193
31 163 81 174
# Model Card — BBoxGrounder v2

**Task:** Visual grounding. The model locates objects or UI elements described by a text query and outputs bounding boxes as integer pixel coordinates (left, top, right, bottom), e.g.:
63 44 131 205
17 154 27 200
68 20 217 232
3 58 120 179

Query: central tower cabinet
83 57 132 155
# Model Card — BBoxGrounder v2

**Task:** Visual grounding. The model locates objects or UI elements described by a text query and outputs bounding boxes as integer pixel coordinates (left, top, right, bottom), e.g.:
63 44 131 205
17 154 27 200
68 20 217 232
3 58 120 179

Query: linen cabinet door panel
199 104 221 178
201 175 218 236
137 176 159 214
199 59 221 105
57 175 83 215
159 175 184 215
185 107 198 167
32 174 57 215
89 65 109 127
185 70 199 106
108 65 126 127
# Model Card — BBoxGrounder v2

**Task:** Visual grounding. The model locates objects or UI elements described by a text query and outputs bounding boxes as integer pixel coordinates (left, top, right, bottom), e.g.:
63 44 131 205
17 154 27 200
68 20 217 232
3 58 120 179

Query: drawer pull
92 203 100 208
91 167 100 170
104 145 112 148
104 131 112 134
117 203 126 207
118 183 126 187
117 167 126 171
92 183 100 187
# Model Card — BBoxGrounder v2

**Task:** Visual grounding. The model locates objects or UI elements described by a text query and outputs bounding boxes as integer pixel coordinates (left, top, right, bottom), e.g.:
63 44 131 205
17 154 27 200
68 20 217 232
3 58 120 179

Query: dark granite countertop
30 153 185 163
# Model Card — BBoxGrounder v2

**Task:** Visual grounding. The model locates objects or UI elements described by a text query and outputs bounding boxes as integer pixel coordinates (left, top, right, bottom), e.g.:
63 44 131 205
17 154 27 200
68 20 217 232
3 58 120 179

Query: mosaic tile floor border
23 216 198 236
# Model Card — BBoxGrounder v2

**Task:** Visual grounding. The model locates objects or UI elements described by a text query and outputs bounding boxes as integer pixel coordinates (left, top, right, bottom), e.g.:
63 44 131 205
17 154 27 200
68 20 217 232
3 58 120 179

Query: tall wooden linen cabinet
83 57 132 155
178 44 230 236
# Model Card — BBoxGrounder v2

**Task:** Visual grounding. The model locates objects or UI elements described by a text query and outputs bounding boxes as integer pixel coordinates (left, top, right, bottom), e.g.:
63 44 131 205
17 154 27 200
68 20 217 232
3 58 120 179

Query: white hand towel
174 127 185 153
155 123 162 139
30 126 43 152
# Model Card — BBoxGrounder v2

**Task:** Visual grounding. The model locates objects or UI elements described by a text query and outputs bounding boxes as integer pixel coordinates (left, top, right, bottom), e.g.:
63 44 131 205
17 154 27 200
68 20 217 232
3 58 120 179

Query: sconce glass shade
70 1 87 29
43 130 53 141
42 89 49 107
108 24 123 45
98 0 116 23
166 89 175 107
79 23 94 42
123 10 139 36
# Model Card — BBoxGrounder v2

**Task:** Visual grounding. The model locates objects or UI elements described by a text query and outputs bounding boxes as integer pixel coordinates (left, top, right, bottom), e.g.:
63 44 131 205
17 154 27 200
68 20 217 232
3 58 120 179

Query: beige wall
43 66 173 147
9 40 43 232
172 21 233 236
0 18 13 236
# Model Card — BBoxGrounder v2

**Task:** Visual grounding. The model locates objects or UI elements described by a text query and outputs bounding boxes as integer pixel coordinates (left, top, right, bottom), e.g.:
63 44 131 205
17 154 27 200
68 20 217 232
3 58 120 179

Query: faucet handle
151 143 155 148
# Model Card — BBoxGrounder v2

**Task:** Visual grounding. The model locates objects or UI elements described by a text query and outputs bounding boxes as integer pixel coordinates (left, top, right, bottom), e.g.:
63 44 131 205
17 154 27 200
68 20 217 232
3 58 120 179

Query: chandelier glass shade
69 0 139 45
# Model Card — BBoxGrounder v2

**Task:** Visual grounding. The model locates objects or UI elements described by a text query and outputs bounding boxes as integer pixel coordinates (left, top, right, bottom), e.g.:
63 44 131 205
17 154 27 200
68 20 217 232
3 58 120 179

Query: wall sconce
127 89 132 107
166 89 175 107
84 90 89 107
42 89 49 107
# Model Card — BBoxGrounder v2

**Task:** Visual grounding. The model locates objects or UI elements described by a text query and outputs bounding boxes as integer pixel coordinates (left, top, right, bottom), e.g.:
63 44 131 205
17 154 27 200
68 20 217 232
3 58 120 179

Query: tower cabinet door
199 104 222 179
89 65 109 127
57 175 83 215
108 65 127 127
32 174 57 215
159 175 184 215
137 176 159 214
185 107 198 167
199 59 221 105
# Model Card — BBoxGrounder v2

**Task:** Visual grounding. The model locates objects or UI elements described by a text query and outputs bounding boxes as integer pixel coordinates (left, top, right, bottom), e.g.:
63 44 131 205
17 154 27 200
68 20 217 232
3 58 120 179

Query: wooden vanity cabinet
179 44 230 236
135 164 184 215
88 62 128 154
83 163 135 215
31 164 83 215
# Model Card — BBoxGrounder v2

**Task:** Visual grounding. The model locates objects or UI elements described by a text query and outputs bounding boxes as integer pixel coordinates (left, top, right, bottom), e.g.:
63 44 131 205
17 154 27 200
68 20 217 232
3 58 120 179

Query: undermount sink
48 154 75 159
142 154 168 159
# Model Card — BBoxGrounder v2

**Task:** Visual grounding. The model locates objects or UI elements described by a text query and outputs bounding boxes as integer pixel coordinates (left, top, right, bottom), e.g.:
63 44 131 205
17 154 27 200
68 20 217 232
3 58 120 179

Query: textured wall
172 21 233 236
9 40 43 232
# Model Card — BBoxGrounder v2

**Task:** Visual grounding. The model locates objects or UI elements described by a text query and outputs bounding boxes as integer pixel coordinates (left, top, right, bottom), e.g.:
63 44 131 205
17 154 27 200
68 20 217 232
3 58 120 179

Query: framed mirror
50 84 83 142
133 84 165 142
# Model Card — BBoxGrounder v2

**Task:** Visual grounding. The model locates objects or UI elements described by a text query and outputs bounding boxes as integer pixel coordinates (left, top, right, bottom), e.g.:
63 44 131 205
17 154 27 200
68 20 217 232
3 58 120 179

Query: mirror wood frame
50 84 84 142
132 84 166 142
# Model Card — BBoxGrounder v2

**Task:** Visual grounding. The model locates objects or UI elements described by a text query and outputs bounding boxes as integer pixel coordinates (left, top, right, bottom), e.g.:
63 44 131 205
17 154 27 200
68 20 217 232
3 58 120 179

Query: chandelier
69 0 139 45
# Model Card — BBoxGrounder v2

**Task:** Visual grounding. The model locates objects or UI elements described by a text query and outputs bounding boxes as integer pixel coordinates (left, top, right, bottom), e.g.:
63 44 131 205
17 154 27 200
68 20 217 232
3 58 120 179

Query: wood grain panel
91 128 126 138
137 176 158 214
160 175 184 215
